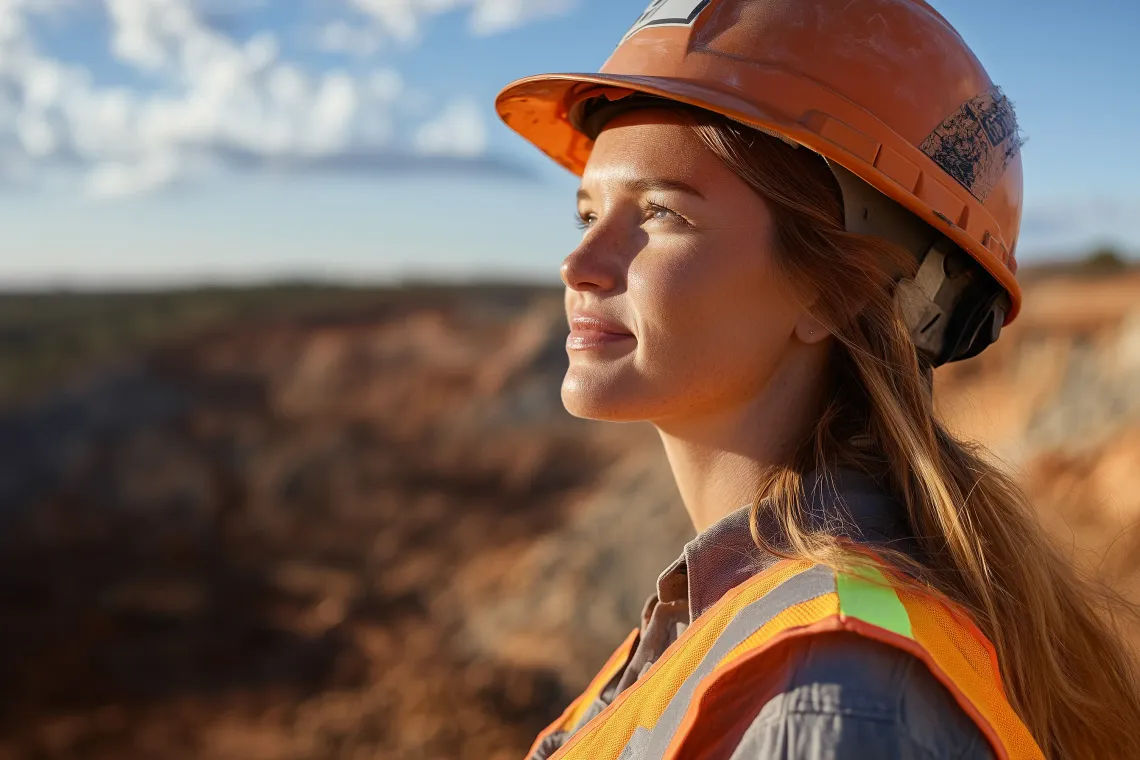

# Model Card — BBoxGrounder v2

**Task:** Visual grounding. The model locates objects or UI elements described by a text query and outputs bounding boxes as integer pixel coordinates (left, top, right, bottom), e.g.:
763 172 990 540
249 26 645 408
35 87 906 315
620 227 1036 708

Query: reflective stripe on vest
527 558 1044 760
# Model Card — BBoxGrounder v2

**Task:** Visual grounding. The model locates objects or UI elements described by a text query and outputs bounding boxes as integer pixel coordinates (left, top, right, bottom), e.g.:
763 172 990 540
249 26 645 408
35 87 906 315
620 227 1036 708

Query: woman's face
562 109 820 424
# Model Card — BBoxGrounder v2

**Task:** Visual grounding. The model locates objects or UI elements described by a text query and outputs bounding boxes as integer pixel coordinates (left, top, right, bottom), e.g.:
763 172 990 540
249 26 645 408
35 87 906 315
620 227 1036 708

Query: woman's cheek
631 232 713 300
629 242 724 377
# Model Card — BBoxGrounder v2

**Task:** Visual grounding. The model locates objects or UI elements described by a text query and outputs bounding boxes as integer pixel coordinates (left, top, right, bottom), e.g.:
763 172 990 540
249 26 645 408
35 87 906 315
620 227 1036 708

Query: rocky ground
936 271 1140 613
0 270 1137 759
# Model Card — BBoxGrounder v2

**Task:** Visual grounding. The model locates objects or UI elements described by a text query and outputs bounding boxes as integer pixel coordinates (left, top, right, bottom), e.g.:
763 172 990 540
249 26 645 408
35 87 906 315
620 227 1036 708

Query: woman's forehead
577 116 771 227
582 115 715 185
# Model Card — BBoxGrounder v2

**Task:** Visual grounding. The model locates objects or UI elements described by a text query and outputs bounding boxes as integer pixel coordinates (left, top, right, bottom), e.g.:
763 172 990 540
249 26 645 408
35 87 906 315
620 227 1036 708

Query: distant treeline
0 282 556 408
0 247 1133 408
1017 246 1136 282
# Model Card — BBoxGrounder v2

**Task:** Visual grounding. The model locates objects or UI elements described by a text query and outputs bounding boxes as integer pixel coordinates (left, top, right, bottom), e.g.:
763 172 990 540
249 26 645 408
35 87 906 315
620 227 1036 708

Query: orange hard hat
496 0 1025 361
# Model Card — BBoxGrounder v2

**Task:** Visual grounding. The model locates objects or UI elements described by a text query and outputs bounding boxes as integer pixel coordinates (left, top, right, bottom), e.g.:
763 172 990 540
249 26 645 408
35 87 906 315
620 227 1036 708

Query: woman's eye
646 204 689 226
574 205 687 231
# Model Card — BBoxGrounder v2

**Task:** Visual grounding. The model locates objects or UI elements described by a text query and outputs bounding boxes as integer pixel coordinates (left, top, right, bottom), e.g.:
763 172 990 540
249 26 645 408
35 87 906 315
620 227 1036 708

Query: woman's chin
560 372 650 422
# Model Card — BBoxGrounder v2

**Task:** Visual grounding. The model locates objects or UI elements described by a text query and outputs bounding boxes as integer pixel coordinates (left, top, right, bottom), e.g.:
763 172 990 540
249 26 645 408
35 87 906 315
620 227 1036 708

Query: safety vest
529 557 1044 760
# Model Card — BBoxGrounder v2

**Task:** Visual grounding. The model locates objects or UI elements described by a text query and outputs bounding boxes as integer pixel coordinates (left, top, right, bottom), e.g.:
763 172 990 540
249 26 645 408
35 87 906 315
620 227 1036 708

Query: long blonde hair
675 107 1140 758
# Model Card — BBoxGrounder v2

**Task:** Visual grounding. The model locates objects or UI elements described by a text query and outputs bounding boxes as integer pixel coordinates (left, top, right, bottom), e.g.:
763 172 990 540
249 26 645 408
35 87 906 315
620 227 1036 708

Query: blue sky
0 0 1137 288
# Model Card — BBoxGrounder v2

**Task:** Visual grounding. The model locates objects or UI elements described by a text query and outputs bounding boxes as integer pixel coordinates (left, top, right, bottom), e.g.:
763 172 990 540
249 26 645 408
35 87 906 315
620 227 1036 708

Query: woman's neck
654 352 829 532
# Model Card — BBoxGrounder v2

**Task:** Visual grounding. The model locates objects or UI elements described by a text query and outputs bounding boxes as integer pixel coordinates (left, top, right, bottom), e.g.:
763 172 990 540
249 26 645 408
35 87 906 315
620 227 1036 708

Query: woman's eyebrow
576 177 707 202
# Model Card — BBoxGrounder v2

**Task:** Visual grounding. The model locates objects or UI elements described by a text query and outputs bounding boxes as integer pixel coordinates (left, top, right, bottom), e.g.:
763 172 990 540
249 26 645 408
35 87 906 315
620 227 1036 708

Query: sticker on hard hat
919 86 1022 204
622 0 710 42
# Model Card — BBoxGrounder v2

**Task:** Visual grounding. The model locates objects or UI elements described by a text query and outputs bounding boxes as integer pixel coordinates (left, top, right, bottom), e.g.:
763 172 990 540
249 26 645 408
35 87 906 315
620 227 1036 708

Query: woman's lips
567 315 634 351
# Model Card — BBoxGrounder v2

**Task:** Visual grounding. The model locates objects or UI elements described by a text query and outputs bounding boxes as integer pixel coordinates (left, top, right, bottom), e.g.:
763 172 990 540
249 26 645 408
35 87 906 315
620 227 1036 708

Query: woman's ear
794 314 831 345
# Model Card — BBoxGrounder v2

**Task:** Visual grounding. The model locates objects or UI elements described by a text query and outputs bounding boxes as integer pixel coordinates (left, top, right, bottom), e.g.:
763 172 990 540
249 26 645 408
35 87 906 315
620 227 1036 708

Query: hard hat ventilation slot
897 239 1008 367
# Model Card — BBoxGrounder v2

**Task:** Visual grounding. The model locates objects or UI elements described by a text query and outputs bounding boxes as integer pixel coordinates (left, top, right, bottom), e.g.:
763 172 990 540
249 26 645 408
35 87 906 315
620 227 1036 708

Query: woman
496 1 1140 759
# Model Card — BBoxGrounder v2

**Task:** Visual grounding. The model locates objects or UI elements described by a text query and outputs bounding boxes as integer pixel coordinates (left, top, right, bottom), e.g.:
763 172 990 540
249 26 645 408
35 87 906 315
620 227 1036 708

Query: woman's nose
560 232 624 294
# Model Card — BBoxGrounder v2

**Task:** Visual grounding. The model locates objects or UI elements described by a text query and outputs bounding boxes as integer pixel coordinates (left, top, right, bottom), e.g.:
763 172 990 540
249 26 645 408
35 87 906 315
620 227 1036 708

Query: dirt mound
0 288 643 760
0 272 1137 758
937 271 1140 603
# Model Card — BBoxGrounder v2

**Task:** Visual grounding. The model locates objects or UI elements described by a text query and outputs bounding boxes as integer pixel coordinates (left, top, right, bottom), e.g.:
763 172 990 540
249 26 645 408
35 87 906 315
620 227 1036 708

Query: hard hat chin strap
826 162 1009 367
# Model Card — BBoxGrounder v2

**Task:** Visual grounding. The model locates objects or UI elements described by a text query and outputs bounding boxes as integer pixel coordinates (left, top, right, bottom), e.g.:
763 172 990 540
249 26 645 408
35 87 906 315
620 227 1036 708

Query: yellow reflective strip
715 592 840 669
554 561 823 759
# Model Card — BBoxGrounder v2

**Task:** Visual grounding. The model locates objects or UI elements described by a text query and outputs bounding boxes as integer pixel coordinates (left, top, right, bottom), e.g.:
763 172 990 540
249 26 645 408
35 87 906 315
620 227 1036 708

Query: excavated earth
0 272 1138 759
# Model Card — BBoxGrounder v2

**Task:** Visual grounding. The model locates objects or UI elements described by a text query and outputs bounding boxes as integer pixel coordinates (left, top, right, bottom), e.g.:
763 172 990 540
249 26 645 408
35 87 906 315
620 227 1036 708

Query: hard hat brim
495 71 1022 323
496 72 795 174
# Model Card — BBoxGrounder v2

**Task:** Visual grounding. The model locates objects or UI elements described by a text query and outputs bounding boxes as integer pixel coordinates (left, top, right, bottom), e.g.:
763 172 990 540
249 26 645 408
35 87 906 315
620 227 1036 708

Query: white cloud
346 0 577 46
468 0 575 36
348 0 425 44
315 19 384 57
87 151 182 197
414 98 484 156
0 0 546 197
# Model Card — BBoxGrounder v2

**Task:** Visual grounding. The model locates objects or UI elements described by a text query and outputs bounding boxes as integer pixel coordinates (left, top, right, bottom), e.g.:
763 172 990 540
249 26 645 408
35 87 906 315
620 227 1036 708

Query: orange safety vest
528 558 1044 760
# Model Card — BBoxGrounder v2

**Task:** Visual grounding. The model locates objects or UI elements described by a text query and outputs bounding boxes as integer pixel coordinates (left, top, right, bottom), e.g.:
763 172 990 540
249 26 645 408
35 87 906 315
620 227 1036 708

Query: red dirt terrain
936 271 1140 626
0 273 1137 759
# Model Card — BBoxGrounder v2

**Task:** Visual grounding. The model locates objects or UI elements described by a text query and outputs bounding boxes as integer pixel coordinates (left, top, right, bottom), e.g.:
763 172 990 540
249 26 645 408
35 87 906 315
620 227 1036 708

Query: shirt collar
654 468 914 624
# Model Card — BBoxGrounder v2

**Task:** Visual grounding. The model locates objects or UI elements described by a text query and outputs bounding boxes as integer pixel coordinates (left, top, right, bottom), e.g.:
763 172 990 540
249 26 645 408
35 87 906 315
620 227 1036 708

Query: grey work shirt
532 471 996 760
